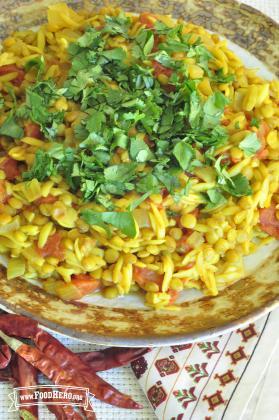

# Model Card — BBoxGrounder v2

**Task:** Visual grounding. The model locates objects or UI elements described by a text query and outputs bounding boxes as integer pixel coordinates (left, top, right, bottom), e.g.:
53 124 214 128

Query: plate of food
0 0 277 346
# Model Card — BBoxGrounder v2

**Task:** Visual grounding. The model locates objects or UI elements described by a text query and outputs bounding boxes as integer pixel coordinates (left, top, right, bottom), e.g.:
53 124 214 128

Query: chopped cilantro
212 69 235 83
25 56 45 79
22 13 254 212
215 156 252 197
202 92 229 129
0 113 24 139
23 150 56 181
239 132 261 156
250 117 260 128
221 173 252 197
81 209 137 238
203 188 227 211
130 137 154 162
173 141 195 170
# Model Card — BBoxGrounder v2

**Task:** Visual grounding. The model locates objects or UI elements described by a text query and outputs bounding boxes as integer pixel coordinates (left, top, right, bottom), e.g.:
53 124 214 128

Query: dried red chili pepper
0 329 141 410
78 347 151 372
0 344 12 368
33 329 142 409
10 353 38 420
0 367 12 382
80 407 97 420
43 387 87 420
0 314 38 338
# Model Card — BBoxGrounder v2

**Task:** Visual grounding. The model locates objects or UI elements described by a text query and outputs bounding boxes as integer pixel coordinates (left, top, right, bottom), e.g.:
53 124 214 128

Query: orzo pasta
0 3 278 309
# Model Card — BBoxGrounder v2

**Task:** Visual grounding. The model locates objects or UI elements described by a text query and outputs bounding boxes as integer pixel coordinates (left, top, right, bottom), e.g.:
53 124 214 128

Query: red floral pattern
130 315 269 419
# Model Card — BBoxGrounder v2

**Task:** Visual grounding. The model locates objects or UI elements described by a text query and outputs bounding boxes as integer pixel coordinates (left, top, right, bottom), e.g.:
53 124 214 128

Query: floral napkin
131 308 279 420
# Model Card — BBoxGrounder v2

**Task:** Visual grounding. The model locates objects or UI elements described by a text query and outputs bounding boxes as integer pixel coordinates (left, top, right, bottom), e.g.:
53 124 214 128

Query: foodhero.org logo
9 385 95 412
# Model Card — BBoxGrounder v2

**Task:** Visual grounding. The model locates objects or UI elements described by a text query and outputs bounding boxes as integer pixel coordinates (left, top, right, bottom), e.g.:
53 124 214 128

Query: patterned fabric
131 313 278 420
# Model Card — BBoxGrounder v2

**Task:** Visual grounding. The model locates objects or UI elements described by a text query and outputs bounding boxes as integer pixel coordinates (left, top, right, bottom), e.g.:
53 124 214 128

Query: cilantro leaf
202 92 229 129
86 110 106 133
189 91 202 128
101 48 126 61
250 117 260 128
152 51 178 69
239 132 261 156
173 141 195 170
0 94 4 109
212 69 235 83
130 137 154 162
203 188 227 211
154 165 180 193
104 163 136 182
220 173 252 197
25 56 45 79
132 30 154 58
25 80 64 140
136 173 160 193
81 209 137 238
0 113 24 139
23 150 55 181
77 28 101 48
102 13 131 37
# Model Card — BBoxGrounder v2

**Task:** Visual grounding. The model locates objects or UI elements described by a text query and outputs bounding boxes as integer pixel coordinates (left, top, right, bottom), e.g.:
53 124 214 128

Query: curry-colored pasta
0 3 277 309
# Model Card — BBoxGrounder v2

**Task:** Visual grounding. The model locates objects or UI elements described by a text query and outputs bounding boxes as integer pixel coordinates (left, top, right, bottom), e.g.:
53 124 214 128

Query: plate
0 0 278 346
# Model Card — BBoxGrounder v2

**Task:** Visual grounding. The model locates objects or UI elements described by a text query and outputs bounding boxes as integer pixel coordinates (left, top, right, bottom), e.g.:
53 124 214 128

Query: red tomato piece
0 157 20 180
0 64 24 86
133 266 163 288
152 34 160 52
71 274 101 298
168 289 179 304
259 204 279 239
139 13 157 28
36 195 57 205
221 119 230 126
256 121 270 160
152 60 173 78
143 134 155 148
36 233 65 260
24 123 42 139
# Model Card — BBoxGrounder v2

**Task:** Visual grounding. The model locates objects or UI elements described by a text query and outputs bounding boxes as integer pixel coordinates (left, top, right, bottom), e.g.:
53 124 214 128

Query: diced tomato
133 266 163 288
161 188 169 199
0 64 24 86
0 180 8 203
36 195 57 205
143 134 155 148
221 119 230 126
24 123 42 139
0 157 20 180
256 148 269 160
259 204 279 239
71 274 101 298
168 289 179 305
36 233 65 260
139 12 157 28
152 61 175 92
152 60 173 78
152 34 160 52
256 121 270 160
